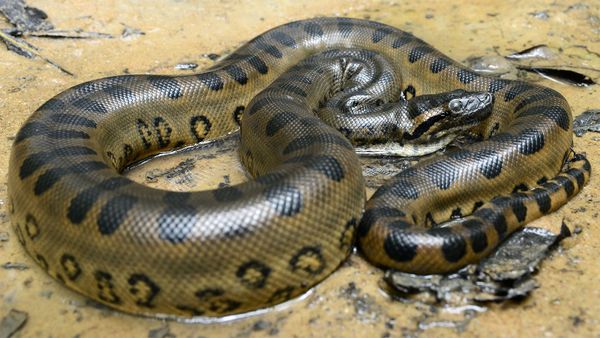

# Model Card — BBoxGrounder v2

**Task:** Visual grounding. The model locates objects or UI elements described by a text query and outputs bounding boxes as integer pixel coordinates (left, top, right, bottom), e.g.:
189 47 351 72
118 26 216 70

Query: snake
7 17 591 318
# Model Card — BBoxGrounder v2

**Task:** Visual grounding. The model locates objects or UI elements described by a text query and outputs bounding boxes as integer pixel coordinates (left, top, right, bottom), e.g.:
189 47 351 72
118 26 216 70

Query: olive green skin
7 17 590 318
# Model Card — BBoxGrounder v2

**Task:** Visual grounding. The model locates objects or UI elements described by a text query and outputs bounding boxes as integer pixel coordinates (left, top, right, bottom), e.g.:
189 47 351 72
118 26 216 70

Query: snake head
403 89 493 142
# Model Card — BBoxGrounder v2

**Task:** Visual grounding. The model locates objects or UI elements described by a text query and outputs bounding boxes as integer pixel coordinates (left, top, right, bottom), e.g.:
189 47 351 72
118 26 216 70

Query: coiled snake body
7 17 590 317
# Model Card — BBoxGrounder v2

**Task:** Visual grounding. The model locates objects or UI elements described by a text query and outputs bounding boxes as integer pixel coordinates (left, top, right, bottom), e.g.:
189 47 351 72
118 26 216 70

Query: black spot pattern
517 105 570 131
60 254 82 281
236 260 271 289
266 111 297 136
408 46 433 63
532 188 551 213
337 18 354 36
424 161 461 190
49 114 97 128
290 246 325 275
233 105 245 125
97 195 138 235
264 184 302 216
567 168 585 189
47 130 90 140
372 27 393 43
384 230 418 262
429 228 467 262
304 155 345 182
358 207 406 238
72 98 108 114
555 176 575 197
34 161 107 196
94 270 121 304
19 146 96 180
128 274 160 308
255 41 283 58
387 180 419 199
268 286 296 304
339 218 356 250
68 177 132 224
488 79 509 93
15 122 48 143
283 133 352 155
475 150 504 179
39 98 66 111
492 196 527 222
451 208 463 219
194 288 241 314
158 192 196 243
197 72 224 91
213 186 243 202
190 115 212 142
25 213 39 239
392 35 413 49
247 55 269 74
517 128 545 155
304 22 323 37
271 31 297 48
504 83 533 101
457 69 478 84
104 85 134 99
474 207 507 239
148 76 182 99
463 219 488 253
225 65 248 85
430 58 450 73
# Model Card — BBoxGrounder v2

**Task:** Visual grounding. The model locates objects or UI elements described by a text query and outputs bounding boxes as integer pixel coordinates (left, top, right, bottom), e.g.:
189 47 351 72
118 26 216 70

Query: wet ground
1 0 599 337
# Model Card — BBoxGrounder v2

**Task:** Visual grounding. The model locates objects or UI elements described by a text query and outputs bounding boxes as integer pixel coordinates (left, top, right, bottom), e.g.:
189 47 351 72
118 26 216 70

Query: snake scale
7 17 590 318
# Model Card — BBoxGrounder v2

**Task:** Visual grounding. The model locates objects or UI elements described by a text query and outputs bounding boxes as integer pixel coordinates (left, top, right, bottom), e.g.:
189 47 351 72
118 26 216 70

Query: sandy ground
1 0 599 337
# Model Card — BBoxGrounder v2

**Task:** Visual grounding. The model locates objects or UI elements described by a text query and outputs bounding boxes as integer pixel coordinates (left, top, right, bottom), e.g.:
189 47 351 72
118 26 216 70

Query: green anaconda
7 17 590 318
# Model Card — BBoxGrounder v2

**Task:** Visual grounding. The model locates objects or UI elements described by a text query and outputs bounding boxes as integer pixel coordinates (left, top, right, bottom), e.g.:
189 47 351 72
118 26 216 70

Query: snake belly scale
7 17 590 317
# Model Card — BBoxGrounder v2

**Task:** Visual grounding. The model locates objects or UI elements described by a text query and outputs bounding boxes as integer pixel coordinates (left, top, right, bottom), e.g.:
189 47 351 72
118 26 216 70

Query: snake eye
449 99 463 113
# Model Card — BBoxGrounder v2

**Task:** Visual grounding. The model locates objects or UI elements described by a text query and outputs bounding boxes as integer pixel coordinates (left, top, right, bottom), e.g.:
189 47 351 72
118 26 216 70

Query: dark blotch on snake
424 161 461 190
475 149 504 179
474 207 508 239
488 79 509 93
430 58 450 73
555 176 575 197
148 76 183 99
463 218 488 253
337 18 354 36
98 195 138 235
384 231 418 262
39 98 66 111
504 83 534 101
213 186 244 202
429 227 467 262
372 27 393 43
387 180 419 199
266 111 298 136
72 98 108 114
49 114 97 128
492 196 527 223
60 254 82 281
282 133 352 155
408 46 433 63
197 72 224 91
304 22 324 37
247 55 269 74
255 41 283 58
271 31 297 48
47 130 90 140
516 129 545 155
532 188 552 213
306 155 345 182
225 65 248 85
20 146 96 180
567 168 585 189
236 260 271 289
103 85 134 99
518 105 570 131
34 161 107 196
392 35 412 49
190 115 212 142
358 207 406 238
157 204 197 244
14 122 49 143
457 69 478 84
67 177 132 224
128 273 161 308
265 184 303 216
